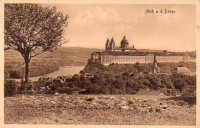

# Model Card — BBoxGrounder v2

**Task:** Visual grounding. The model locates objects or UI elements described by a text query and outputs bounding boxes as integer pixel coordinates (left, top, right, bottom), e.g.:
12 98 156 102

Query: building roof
101 51 147 56
113 46 136 51
176 67 191 73
121 36 129 45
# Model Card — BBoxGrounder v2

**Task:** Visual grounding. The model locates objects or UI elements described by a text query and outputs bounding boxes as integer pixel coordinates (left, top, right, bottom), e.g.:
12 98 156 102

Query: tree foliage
5 4 68 54
5 4 68 90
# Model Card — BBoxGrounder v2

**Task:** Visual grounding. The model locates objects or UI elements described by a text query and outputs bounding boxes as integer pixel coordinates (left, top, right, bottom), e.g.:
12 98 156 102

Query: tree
160 75 173 89
5 4 68 91
173 78 186 92
148 75 161 90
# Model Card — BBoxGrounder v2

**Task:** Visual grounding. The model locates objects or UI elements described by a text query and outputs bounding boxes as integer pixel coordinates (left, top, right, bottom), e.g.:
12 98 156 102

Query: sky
46 4 196 51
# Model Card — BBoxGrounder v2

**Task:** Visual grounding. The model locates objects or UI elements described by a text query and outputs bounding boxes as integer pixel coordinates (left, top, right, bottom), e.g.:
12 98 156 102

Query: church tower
152 54 160 73
110 37 115 51
105 38 110 51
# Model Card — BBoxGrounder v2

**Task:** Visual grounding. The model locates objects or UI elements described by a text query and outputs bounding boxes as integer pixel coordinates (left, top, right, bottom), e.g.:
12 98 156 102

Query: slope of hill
5 47 102 77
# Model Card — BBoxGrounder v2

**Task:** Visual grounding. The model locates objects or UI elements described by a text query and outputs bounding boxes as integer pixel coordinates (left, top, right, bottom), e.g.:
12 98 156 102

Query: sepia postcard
1 0 200 128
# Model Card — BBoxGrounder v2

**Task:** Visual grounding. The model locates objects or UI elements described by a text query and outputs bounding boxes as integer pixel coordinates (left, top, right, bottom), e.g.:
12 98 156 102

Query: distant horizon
61 46 196 52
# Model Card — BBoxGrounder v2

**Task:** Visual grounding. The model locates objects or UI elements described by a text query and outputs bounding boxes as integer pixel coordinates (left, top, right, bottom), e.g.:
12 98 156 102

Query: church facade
88 36 191 65
105 36 136 52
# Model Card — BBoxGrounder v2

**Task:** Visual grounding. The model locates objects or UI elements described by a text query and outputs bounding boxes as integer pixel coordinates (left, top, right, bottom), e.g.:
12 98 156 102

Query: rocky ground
4 94 196 125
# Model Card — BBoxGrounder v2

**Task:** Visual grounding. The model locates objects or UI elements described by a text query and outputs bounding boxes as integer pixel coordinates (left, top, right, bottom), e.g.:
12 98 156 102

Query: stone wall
99 54 190 65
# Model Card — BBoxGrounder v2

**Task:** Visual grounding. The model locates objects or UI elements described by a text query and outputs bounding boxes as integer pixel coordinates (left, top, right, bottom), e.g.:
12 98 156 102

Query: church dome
120 36 129 48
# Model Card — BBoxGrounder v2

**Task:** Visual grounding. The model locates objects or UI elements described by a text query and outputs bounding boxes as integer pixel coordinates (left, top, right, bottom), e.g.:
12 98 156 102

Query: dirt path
4 94 196 125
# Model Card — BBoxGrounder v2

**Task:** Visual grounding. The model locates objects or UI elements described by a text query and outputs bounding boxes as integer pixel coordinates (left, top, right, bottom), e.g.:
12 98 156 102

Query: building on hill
105 36 136 52
88 36 191 66
174 67 192 76
151 55 172 75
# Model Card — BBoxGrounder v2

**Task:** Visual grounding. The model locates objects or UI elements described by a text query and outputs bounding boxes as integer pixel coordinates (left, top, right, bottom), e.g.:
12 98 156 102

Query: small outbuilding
174 67 191 76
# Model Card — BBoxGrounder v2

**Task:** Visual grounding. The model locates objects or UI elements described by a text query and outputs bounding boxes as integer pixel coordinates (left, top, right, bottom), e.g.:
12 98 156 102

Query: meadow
5 94 196 125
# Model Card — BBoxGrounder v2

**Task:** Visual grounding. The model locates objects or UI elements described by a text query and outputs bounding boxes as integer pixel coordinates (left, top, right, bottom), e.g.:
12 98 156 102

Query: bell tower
152 54 160 73
110 37 115 51
105 38 110 51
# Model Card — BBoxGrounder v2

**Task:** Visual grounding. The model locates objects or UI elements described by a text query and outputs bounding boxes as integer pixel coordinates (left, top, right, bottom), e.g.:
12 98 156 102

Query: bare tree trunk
24 57 30 93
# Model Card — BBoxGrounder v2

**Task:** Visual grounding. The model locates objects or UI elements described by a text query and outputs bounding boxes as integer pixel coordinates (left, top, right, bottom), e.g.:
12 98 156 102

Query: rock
177 101 186 106
93 96 98 100
92 102 98 106
30 96 35 98
143 99 148 102
122 97 126 100
128 100 134 104
120 106 130 110
148 106 155 113
110 96 114 99
167 100 176 105
50 101 57 104
34 100 41 104
184 102 189 106
137 107 148 112
138 99 143 102
134 97 139 100
168 100 174 103
160 104 168 109
86 97 93 102
140 103 147 107
54 92 59 95
155 107 162 113
121 101 127 105
45 99 50 102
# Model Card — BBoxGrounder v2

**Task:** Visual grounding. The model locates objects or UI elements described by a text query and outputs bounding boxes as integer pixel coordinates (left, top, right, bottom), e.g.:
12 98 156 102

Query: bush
182 85 196 97
160 75 173 89
174 78 186 92
86 84 101 94
5 80 17 97
56 86 73 94
145 75 161 90
9 70 22 78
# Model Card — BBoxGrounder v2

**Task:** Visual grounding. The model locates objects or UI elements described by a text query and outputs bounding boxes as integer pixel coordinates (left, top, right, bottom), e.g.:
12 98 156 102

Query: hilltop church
88 36 190 66
105 36 136 52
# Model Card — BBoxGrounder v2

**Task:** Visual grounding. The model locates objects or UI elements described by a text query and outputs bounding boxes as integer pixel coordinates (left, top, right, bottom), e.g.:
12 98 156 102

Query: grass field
4 47 196 125
4 94 196 125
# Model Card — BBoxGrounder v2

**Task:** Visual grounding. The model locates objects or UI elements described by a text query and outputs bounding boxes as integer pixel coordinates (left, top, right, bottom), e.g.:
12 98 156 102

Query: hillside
4 47 195 78
5 47 102 77
5 95 196 125
137 49 196 58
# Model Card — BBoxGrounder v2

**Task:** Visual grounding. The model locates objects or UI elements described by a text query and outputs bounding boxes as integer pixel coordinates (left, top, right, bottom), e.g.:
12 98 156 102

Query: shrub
9 70 22 78
4 80 17 97
86 84 101 94
56 86 73 94
173 78 187 92
182 85 196 97
160 75 173 89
